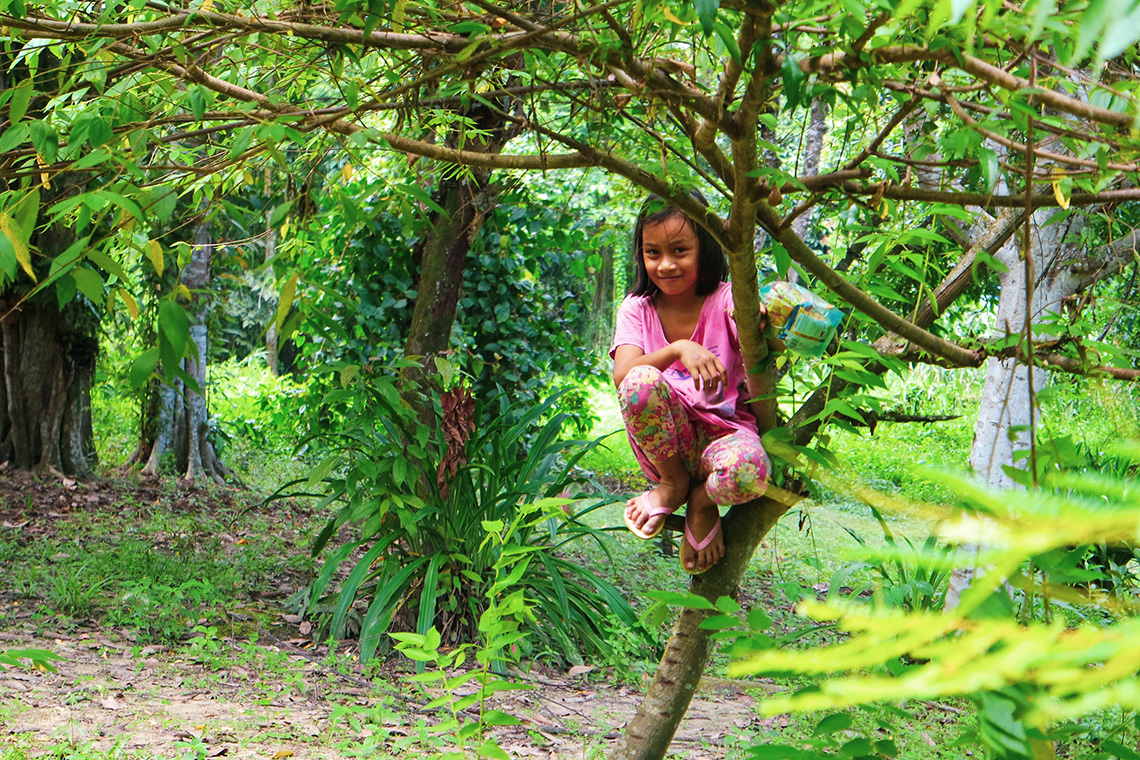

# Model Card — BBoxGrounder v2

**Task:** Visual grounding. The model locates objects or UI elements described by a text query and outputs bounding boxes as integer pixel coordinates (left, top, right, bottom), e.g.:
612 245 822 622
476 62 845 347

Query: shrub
287 361 648 664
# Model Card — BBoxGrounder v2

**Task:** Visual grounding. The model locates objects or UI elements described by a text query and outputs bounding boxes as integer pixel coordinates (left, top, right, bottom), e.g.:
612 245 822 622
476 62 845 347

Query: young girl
610 193 771 574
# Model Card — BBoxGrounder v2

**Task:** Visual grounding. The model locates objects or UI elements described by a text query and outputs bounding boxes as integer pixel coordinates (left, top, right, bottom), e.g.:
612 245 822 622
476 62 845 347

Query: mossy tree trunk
0 296 97 479
404 103 514 364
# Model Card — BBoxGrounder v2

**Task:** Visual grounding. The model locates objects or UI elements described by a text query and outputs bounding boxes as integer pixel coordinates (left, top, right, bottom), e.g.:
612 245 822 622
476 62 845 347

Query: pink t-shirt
610 281 755 434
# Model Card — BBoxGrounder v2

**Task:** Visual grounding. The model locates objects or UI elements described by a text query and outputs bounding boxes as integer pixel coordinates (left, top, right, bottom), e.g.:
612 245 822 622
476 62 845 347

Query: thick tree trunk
0 300 98 479
613 496 793 759
404 179 484 358
140 216 234 485
404 105 512 364
947 212 1091 608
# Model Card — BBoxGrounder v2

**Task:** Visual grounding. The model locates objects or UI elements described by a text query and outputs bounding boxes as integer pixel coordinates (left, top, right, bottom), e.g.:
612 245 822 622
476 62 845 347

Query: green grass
2 498 315 645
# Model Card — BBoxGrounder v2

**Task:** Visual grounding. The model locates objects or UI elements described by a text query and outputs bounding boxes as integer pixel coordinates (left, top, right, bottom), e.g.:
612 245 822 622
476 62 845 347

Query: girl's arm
612 341 727 391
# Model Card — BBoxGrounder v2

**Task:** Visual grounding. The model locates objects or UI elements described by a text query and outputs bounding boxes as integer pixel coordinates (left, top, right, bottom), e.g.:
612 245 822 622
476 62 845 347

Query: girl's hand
727 303 770 332
675 340 726 392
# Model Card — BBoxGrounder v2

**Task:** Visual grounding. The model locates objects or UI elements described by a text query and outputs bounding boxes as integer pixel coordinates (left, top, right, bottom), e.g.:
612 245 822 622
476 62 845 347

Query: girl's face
641 214 700 299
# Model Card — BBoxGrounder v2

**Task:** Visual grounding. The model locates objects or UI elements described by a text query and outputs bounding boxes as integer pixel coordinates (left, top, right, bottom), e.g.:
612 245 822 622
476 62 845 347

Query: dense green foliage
288 362 646 664
293 180 607 429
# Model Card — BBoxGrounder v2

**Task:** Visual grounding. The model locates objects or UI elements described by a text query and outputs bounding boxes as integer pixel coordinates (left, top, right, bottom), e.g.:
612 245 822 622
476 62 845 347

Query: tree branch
804 45 1136 131
840 182 1140 208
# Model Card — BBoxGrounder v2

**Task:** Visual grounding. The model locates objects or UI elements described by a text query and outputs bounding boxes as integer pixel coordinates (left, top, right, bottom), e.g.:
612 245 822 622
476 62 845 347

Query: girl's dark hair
628 190 728 297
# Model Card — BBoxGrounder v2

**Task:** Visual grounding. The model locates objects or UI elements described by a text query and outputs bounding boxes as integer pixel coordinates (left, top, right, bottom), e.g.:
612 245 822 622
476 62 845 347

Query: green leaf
150 186 179 224
949 0 974 24
747 608 772 631
70 266 104 303
9 79 32 124
28 120 58 163
977 146 999 193
274 272 299 340
694 0 719 34
128 348 160 389
0 232 20 280
477 741 510 760
1073 0 1110 63
1028 0 1056 43
0 213 33 281
0 122 30 152
269 200 295 227
840 737 874 757
645 590 715 609
781 53 806 112
481 710 521 726
158 299 190 360
698 614 740 630
12 189 39 241
715 596 741 614
97 191 146 224
306 455 339 488
86 248 130 281
713 20 741 63
1099 5 1140 61
813 712 853 735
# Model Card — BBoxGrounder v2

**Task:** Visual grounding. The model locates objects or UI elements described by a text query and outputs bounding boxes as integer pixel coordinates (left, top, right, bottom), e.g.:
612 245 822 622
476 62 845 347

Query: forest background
3 0 1140 758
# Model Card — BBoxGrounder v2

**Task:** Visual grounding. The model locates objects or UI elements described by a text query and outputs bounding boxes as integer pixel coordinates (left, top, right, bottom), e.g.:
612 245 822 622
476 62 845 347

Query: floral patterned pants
618 365 770 507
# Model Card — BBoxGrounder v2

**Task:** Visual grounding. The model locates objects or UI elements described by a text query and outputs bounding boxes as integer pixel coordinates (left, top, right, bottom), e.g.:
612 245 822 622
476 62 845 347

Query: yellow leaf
280 220 290 239
0 212 35 282
118 289 139 319
662 6 686 24
147 240 165 277
243 169 254 185
1052 179 1071 210
200 0 214 10
273 752 293 758
176 284 193 301
274 272 299 339
341 163 354 183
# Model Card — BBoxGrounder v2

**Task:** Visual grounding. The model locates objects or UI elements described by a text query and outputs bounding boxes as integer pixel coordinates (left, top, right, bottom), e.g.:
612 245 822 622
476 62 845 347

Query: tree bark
0 299 98 479
612 496 793 760
140 215 234 485
947 210 1096 608
403 104 513 365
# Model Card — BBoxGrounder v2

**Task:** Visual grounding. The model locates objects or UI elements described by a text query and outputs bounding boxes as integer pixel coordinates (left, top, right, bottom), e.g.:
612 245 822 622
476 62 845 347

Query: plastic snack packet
758 280 843 357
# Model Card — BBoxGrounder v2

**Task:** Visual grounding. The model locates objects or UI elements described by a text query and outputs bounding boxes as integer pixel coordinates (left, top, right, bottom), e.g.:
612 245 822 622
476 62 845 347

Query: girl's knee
618 365 670 410
707 451 771 506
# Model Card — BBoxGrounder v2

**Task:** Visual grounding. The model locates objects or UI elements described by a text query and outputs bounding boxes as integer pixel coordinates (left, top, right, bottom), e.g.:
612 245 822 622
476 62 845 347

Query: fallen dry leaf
100 696 125 711
567 665 594 677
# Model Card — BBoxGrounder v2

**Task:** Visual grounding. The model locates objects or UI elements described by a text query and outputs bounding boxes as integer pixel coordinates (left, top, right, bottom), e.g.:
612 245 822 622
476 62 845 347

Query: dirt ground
0 470 776 759
1 625 769 759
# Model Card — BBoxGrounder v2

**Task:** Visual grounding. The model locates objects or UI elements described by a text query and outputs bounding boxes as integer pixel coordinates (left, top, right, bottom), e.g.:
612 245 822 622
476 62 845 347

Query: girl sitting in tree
610 192 771 574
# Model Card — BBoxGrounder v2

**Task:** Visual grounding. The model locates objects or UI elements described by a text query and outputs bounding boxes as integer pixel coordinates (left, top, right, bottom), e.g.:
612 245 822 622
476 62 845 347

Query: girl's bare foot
624 473 690 539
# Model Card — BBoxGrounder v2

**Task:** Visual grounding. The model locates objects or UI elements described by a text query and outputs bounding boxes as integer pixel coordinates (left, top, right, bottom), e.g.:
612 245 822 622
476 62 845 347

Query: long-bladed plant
283 360 646 664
